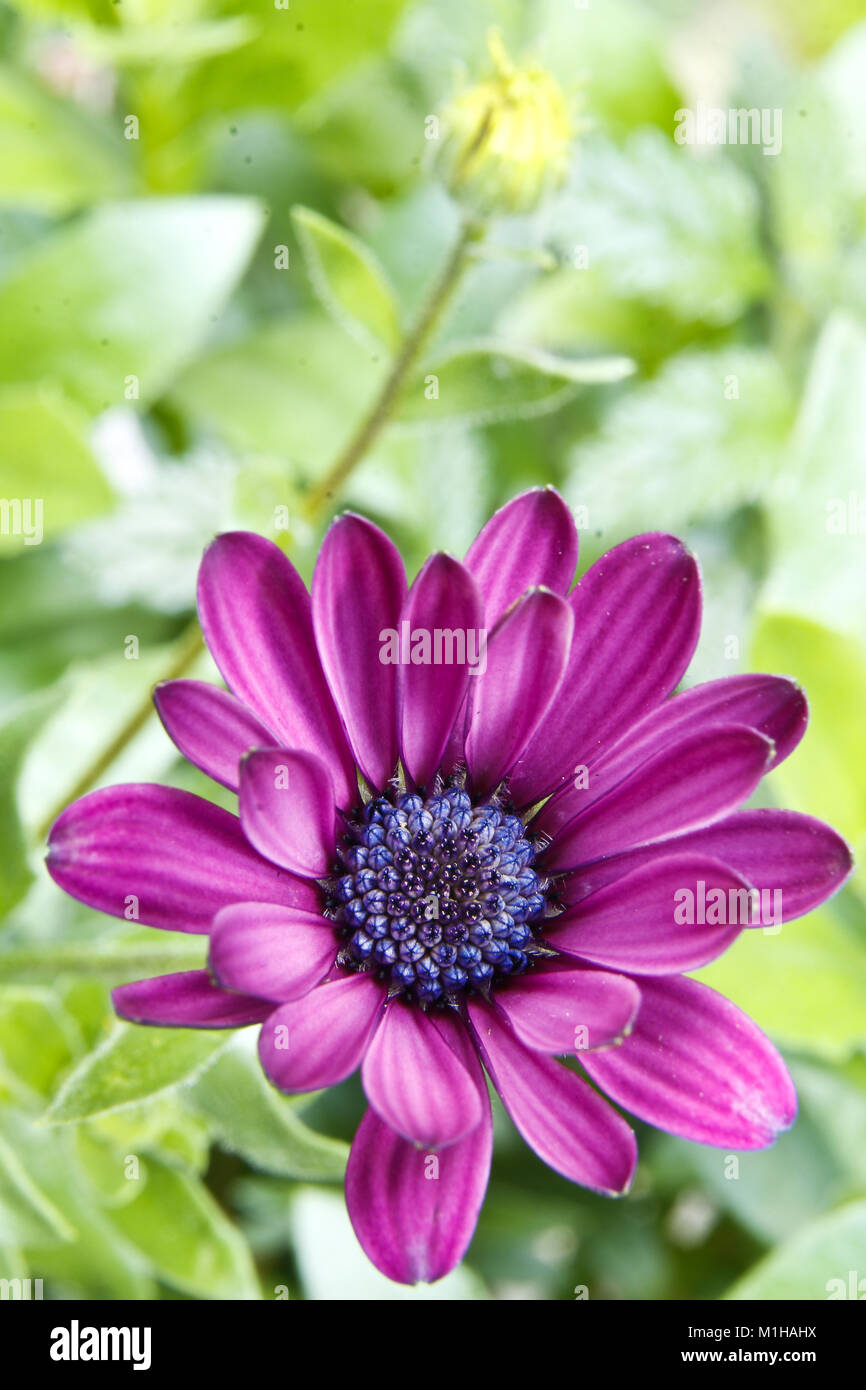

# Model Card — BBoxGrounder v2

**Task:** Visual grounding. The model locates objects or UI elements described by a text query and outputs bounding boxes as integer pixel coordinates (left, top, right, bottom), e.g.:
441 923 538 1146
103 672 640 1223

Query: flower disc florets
327 783 549 1005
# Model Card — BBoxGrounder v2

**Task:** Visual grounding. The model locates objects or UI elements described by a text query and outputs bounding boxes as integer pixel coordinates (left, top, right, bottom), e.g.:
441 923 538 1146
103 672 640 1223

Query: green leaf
0 388 113 553
0 690 60 919
0 197 265 412
0 1131 75 1246
725 1199 866 1299
110 1157 260 1299
750 614 866 844
292 205 400 350
0 65 130 213
43 1022 231 1124
696 907 866 1062
187 1036 348 1182
762 315 866 639
395 339 634 428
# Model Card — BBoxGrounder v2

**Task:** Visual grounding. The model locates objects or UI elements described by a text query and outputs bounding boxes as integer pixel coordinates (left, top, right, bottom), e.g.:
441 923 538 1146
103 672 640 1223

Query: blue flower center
326 785 549 1006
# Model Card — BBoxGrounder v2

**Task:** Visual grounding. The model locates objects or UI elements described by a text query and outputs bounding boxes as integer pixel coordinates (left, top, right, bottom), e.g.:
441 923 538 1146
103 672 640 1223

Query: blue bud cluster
326 785 548 1005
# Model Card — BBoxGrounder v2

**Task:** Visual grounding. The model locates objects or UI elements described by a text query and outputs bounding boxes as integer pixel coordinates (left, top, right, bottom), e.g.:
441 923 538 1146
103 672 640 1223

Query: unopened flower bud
437 31 573 216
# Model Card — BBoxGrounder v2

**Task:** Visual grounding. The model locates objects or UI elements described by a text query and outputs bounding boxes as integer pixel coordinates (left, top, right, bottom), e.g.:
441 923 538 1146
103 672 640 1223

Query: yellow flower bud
437 31 573 216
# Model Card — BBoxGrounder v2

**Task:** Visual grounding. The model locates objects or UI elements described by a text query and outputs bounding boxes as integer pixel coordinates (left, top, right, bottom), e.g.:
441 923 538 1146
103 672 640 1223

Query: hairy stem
302 219 480 517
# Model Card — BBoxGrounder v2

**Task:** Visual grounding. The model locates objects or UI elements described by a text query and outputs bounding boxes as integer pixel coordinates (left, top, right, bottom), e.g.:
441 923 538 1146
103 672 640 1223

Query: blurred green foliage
0 0 865 1300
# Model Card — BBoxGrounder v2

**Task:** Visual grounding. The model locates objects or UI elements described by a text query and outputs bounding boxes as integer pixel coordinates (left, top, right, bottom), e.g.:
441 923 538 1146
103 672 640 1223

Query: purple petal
197 532 356 807
397 553 484 787
465 588 573 797
551 853 752 974
463 486 578 624
113 970 271 1027
346 1084 492 1283
509 533 701 806
258 972 384 1093
582 975 797 1148
561 809 854 920
543 725 774 873
468 998 637 1194
536 674 808 839
312 514 406 791
495 965 640 1053
209 903 336 1002
46 785 319 933
153 679 275 792
239 748 336 879
361 998 483 1148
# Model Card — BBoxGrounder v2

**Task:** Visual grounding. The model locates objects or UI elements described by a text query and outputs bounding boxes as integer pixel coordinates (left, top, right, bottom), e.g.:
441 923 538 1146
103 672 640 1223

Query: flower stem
302 218 480 516
36 219 480 842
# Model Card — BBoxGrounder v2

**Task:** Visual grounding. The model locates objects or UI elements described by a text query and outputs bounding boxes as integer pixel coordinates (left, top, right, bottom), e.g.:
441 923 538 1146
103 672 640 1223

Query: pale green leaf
750 614 866 845
696 907 866 1062
292 204 400 350
0 1132 75 1246
43 1022 231 1124
761 315 866 639
547 130 772 326
0 690 61 919
0 935 207 986
564 347 793 541
0 197 265 411
110 1157 260 1299
0 388 113 553
187 1036 348 1182
725 1200 866 1299
0 65 130 213
395 338 634 428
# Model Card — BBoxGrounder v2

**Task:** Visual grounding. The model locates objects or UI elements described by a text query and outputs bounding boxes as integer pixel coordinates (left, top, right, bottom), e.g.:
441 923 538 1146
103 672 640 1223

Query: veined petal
397 553 484 787
197 532 356 807
495 965 640 1054
468 998 636 1194
464 487 578 624
209 903 336 1002
536 674 808 838
509 533 701 806
153 679 275 792
551 854 752 974
361 998 482 1148
346 1081 492 1284
46 785 319 933
465 588 573 797
313 514 406 791
239 748 336 879
560 809 854 920
543 725 774 873
113 970 271 1027
258 972 383 1093
582 975 797 1148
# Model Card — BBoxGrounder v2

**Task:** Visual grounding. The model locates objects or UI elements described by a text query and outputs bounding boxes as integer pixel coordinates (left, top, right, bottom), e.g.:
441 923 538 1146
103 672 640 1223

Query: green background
1 0 865 1300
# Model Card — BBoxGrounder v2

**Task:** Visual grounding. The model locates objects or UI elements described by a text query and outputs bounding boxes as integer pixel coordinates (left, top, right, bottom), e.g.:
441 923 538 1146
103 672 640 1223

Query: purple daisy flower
47 488 852 1285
